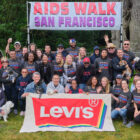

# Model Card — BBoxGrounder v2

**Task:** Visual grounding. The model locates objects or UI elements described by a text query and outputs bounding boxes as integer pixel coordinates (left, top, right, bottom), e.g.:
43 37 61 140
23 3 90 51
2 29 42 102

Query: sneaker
20 111 24 116
123 119 127 125
126 121 135 128
13 109 18 115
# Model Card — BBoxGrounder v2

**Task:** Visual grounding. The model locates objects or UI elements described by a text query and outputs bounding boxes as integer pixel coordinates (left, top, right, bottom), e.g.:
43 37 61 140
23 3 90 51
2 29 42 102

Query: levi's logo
32 98 107 129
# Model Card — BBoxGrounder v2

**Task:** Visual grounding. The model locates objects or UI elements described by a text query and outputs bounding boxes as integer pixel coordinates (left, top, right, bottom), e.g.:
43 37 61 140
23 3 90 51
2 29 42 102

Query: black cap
57 44 64 48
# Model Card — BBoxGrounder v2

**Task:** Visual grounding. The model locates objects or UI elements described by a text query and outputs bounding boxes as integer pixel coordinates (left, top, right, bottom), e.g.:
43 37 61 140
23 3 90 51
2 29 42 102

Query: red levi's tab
32 98 107 129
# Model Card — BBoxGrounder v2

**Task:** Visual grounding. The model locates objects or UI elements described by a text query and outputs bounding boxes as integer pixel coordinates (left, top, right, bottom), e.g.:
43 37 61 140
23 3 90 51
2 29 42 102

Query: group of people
0 35 140 128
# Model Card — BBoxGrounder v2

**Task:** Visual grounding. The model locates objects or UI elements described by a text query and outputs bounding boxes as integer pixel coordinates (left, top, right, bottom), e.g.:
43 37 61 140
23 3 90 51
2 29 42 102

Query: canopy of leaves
0 0 110 51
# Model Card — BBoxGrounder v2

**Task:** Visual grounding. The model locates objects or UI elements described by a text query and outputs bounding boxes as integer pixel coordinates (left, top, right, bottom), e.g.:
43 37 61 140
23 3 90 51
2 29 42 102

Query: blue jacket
24 81 47 94
16 75 32 97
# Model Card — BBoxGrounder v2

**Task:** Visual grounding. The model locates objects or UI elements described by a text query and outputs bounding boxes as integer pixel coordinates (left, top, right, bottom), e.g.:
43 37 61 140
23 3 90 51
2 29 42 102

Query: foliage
0 0 110 52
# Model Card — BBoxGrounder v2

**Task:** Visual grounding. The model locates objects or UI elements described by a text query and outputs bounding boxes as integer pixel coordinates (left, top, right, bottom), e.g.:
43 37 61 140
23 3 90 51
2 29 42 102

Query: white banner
29 2 122 30
20 94 115 133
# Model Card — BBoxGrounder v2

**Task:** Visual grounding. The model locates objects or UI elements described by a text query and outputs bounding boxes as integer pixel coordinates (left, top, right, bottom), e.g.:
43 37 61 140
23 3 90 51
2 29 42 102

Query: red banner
32 98 107 129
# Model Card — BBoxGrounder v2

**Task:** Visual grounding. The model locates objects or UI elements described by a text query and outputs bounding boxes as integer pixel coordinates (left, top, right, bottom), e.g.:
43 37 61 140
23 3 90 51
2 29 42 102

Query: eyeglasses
22 71 28 73
124 44 130 46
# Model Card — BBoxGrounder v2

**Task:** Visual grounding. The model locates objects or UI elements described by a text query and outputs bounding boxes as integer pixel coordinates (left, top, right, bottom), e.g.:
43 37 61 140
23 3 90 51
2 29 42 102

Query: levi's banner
29 2 122 30
20 94 115 132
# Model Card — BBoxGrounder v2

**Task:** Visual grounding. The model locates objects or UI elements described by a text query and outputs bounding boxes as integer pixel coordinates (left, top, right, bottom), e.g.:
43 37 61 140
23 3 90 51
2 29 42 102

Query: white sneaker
20 111 24 116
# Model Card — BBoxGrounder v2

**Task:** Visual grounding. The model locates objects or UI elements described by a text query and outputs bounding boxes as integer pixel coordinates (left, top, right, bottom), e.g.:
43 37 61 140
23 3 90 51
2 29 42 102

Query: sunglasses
124 44 130 46
108 47 114 49
84 62 90 64
2 61 8 63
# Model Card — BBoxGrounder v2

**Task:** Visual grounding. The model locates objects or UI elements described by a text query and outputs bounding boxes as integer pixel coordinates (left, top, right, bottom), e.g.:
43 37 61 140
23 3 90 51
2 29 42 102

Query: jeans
4 84 18 109
111 108 127 120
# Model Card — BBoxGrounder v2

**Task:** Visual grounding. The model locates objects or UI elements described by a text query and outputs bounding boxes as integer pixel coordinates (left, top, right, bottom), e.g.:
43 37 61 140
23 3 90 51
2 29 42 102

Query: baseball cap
69 39 76 43
116 74 123 79
57 44 64 48
83 57 90 63
14 41 21 46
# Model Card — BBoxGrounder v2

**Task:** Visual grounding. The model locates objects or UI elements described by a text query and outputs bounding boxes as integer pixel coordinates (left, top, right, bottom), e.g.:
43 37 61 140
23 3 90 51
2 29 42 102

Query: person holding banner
22 72 47 97
111 79 132 125
46 74 64 94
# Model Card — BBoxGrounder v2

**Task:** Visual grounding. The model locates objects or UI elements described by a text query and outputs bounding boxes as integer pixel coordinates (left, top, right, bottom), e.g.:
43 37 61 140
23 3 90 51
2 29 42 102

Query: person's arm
5 38 12 54
122 93 132 109
112 58 126 71
104 34 110 46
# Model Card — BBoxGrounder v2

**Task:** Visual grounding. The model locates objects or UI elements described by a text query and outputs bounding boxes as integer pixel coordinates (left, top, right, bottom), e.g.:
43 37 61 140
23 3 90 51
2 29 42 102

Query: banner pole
27 1 30 49
120 2 123 49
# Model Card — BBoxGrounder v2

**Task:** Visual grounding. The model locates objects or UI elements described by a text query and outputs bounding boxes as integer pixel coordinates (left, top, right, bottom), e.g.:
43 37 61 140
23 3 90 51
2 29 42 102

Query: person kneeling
111 79 132 125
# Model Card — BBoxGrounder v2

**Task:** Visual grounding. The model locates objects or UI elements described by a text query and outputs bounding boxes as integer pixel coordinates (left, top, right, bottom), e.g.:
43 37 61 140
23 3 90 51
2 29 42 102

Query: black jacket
112 56 132 79
76 64 96 84
38 62 52 84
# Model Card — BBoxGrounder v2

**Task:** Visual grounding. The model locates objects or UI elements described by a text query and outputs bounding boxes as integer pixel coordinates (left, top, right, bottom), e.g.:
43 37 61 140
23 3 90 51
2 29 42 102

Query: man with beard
66 39 79 58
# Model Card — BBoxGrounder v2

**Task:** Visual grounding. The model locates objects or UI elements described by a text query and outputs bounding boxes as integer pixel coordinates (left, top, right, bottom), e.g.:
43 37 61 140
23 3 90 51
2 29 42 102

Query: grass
0 113 140 140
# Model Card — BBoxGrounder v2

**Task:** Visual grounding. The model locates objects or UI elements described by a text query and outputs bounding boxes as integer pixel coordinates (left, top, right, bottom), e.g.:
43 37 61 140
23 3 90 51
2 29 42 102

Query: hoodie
90 46 100 64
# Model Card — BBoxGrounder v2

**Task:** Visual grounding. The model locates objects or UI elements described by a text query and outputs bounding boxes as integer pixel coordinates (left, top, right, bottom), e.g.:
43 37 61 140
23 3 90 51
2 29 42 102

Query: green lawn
0 113 140 140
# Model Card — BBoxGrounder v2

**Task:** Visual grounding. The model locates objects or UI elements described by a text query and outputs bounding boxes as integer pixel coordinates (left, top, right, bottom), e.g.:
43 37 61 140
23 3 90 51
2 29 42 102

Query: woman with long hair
98 77 112 94
85 76 98 94
76 47 87 66
63 55 76 88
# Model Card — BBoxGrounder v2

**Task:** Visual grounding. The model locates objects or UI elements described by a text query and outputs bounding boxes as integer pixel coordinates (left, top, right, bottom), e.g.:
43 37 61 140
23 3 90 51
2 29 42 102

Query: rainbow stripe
37 102 107 129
